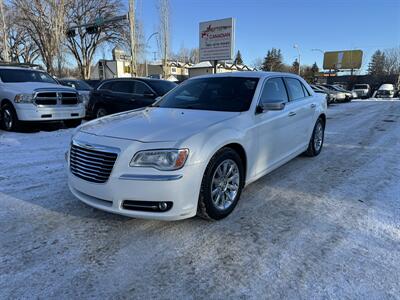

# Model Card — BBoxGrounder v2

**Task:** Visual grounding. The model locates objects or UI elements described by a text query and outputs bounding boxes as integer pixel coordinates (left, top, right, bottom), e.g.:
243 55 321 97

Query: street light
145 32 159 77
293 44 301 75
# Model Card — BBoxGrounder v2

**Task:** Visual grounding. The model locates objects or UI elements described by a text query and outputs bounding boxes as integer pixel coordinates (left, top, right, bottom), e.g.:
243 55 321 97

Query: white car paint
67 72 327 220
0 67 85 122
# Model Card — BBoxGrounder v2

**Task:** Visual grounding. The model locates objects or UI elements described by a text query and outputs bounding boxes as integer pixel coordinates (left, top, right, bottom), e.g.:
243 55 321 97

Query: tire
304 117 325 157
64 119 82 128
95 107 107 118
197 147 245 220
1 103 20 131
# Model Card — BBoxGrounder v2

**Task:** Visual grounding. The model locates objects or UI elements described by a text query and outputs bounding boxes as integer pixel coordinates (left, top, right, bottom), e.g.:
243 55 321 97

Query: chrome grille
34 91 79 106
61 92 79 105
69 141 118 183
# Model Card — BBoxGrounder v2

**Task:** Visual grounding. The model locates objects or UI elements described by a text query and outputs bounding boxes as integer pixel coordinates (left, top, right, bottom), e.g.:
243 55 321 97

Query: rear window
354 84 368 89
148 80 177 96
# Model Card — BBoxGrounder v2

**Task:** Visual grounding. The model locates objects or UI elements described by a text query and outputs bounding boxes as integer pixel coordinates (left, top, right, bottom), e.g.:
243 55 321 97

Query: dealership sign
199 18 235 62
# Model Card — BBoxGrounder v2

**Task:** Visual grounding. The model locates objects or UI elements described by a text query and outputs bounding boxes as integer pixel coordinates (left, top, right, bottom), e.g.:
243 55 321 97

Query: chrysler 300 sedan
67 72 327 221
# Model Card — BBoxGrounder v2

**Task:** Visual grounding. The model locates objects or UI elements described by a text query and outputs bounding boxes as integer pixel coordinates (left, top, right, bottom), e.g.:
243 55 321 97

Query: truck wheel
197 147 245 220
1 103 20 131
64 119 82 128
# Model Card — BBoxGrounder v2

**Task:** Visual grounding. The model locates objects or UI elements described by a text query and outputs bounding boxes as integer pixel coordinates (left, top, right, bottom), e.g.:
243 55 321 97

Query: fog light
158 202 168 211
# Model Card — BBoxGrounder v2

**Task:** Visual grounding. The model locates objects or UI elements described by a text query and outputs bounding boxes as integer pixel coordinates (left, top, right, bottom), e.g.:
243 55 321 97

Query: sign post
199 17 235 73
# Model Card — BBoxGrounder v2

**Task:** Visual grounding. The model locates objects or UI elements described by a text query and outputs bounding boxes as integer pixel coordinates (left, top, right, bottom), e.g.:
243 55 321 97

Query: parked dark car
87 78 177 118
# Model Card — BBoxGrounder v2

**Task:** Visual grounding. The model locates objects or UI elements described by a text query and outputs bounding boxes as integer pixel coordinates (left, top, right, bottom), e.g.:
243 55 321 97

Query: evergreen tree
261 48 283 71
291 59 300 74
311 62 319 74
368 50 386 75
234 50 243 65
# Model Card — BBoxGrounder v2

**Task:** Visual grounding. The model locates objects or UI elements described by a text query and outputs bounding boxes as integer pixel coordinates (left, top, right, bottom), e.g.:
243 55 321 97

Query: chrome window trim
72 139 121 154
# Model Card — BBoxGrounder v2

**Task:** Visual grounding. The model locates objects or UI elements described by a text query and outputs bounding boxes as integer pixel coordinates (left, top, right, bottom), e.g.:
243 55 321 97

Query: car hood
4 82 75 93
79 107 240 142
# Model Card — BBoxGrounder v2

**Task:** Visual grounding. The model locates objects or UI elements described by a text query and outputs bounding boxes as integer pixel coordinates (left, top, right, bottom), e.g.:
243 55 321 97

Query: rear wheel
197 148 244 220
64 119 82 128
1 103 20 131
304 118 325 157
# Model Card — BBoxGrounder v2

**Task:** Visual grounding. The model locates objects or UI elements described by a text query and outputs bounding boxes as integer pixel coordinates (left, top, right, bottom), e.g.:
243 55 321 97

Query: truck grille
69 141 118 183
35 91 79 106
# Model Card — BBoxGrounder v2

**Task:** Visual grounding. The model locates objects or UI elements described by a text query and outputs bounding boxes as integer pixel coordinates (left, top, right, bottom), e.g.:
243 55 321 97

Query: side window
112 81 133 93
285 78 306 100
302 83 311 96
134 81 153 95
98 82 112 91
260 77 288 105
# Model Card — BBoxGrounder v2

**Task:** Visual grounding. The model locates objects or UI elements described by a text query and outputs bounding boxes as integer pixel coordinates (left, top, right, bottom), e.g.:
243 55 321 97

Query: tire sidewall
199 148 245 220
1 104 18 131
311 118 325 155
96 107 107 118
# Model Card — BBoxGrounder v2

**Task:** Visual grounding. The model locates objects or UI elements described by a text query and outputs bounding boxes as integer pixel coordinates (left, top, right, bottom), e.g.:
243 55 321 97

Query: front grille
35 92 57 105
34 91 79 106
69 142 118 183
61 92 79 105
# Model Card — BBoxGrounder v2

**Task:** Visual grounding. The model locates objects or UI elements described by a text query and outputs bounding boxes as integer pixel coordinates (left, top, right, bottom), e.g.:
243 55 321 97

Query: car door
283 77 316 153
254 77 291 175
108 81 134 113
130 81 158 109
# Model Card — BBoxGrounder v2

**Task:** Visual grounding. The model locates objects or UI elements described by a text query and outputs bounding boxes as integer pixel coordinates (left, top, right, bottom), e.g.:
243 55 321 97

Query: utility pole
0 0 9 62
129 0 135 77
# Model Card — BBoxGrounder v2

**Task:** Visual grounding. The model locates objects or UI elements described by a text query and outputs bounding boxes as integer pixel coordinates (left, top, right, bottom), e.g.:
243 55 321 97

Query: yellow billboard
323 50 363 70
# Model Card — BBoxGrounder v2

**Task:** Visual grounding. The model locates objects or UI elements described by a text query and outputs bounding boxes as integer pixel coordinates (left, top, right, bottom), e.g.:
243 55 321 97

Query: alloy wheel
3 108 12 130
211 159 240 210
314 122 324 151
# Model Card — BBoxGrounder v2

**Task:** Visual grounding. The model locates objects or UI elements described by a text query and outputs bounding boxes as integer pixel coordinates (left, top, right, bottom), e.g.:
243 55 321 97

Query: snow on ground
0 101 400 299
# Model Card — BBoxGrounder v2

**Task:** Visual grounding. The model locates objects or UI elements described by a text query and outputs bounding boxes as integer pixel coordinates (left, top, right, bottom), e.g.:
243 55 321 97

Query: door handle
288 111 296 117
310 103 316 108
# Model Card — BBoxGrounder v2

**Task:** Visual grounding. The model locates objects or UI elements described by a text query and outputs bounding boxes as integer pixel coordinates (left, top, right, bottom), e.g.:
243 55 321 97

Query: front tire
64 119 82 128
197 147 245 220
305 118 325 157
1 103 20 131
95 107 107 118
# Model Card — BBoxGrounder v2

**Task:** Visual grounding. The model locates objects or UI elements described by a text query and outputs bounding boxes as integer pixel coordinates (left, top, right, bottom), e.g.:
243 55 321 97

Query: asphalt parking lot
1 100 399 299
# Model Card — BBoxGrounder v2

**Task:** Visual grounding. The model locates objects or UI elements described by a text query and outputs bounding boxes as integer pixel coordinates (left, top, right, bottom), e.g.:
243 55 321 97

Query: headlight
14 93 33 103
130 149 189 170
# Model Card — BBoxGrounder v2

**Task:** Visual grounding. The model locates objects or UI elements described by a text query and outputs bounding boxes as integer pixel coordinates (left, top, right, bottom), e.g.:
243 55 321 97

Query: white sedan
67 72 327 221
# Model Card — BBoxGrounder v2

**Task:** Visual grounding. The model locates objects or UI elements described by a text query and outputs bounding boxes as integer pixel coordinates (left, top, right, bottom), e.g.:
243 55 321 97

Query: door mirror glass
258 101 286 112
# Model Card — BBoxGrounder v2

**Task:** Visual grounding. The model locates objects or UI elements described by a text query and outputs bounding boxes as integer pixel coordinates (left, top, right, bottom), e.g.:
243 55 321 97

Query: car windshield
316 85 332 92
0 69 57 84
333 86 347 92
148 80 177 96
61 80 92 91
154 77 259 112
354 84 368 89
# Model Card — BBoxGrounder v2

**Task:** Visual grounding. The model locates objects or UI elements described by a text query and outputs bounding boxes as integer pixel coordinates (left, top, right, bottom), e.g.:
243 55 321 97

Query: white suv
0 67 85 131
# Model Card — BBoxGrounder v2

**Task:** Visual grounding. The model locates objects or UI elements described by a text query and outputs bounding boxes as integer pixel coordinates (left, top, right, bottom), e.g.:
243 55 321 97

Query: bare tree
65 0 125 79
383 47 400 75
12 0 67 75
157 0 169 78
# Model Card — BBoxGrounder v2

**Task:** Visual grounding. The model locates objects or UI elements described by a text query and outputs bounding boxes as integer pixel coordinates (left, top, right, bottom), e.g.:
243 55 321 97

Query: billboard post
199 17 235 73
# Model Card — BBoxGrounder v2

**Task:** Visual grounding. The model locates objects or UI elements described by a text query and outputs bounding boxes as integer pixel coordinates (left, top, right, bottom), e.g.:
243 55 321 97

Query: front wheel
304 118 325 157
1 104 20 131
64 119 82 128
197 148 245 220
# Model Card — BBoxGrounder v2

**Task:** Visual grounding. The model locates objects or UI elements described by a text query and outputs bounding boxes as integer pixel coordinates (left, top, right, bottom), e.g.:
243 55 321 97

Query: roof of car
193 71 302 80
101 77 175 84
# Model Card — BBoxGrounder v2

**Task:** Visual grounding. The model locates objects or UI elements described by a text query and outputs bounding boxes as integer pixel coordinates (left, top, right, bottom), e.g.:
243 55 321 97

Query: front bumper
66 133 206 221
16 103 85 121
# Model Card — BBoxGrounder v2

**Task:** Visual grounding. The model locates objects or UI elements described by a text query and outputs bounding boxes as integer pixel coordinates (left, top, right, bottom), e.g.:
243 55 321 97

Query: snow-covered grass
0 101 400 298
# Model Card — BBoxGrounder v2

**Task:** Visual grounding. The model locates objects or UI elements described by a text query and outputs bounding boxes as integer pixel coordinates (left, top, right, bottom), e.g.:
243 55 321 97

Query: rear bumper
16 104 85 121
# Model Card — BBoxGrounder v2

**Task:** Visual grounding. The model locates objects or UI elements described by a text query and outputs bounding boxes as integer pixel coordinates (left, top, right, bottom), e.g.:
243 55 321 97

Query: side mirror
257 101 286 113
